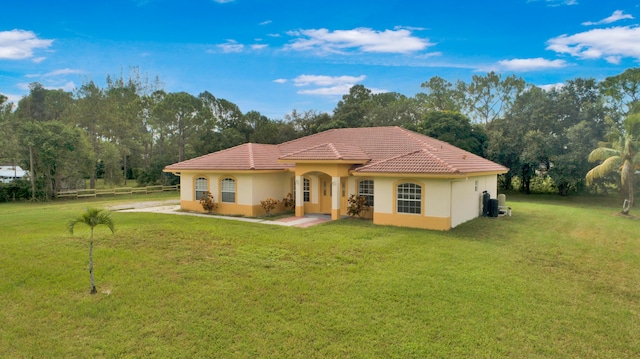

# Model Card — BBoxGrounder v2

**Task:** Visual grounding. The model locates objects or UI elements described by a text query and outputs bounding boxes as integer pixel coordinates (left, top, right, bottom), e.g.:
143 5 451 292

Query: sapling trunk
89 229 97 294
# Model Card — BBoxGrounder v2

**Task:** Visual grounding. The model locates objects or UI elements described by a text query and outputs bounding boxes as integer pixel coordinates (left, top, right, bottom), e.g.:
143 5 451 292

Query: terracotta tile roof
164 143 292 171
279 142 370 161
164 126 508 175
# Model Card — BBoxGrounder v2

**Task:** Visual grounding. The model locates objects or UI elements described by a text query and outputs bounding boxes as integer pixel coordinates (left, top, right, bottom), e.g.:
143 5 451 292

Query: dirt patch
613 212 640 220
106 199 180 211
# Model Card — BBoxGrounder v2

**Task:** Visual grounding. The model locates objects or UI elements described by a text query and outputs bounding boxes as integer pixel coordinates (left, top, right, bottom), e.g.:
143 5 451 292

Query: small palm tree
586 114 640 214
68 208 115 294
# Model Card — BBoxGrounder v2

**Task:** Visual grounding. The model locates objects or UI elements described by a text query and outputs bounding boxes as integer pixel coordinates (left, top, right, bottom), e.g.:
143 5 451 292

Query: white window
397 183 422 214
293 177 311 203
303 178 310 202
195 177 208 200
358 180 374 206
221 178 236 203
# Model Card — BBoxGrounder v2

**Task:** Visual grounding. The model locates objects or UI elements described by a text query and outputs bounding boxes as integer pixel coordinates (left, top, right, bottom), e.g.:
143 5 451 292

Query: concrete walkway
113 201 331 228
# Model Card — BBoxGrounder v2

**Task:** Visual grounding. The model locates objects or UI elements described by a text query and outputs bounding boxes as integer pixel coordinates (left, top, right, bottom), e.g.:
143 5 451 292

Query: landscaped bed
1 192 638 357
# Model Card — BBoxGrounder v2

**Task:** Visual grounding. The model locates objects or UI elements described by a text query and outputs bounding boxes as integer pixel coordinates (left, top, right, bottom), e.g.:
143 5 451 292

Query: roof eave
351 169 508 178
278 159 370 165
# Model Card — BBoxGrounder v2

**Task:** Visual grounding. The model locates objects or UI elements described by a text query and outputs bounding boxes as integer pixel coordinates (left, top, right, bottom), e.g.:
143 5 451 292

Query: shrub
347 194 370 218
199 191 218 213
260 197 279 215
282 193 295 211
0 179 32 202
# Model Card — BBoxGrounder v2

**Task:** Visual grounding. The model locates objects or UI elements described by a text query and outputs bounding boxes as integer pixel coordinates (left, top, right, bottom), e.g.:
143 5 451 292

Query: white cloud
298 84 355 95
17 80 76 92
26 68 85 78
537 83 565 91
293 74 366 87
58 81 76 92
273 79 287 84
285 27 433 54
213 0 234 3
547 26 640 63
2 93 22 105
582 10 634 26
498 58 567 71
528 0 577 7
213 40 268 53
259 20 272 26
0 29 53 60
216 40 244 53
287 74 384 97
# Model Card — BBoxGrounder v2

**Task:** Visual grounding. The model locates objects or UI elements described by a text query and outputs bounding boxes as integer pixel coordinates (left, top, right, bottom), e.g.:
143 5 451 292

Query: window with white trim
358 179 374 207
292 177 311 203
397 182 422 214
303 178 310 202
221 177 236 203
195 177 208 200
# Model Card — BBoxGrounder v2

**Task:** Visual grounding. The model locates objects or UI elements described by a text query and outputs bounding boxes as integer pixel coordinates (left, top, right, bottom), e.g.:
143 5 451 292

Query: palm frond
68 208 115 234
587 147 620 162
585 156 622 186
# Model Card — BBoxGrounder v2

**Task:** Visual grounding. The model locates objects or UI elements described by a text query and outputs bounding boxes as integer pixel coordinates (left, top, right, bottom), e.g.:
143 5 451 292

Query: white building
0 165 29 184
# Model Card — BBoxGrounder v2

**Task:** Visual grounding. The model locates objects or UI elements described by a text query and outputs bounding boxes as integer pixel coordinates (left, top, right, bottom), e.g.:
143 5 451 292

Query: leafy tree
462 72 527 124
586 112 640 213
601 67 640 119
68 208 115 294
331 84 372 128
0 94 18 166
365 92 420 127
486 87 551 193
416 76 465 112
105 80 145 185
153 92 204 162
416 111 486 155
74 81 109 188
288 109 332 136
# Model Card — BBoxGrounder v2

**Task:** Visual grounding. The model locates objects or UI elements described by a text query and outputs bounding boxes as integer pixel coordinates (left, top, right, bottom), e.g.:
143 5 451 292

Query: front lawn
1 193 638 357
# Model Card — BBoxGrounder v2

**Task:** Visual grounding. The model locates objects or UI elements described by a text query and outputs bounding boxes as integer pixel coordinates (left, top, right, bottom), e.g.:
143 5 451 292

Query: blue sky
1 0 639 118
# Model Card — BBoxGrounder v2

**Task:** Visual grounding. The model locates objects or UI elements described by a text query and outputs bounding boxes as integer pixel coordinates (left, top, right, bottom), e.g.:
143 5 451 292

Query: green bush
0 179 32 202
199 191 218 213
347 194 370 218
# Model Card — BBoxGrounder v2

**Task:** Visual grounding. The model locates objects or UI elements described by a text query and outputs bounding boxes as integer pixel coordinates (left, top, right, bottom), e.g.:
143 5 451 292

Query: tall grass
1 192 639 357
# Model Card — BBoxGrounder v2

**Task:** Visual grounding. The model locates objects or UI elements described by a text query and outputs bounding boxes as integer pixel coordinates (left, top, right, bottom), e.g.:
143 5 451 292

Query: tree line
1 67 639 202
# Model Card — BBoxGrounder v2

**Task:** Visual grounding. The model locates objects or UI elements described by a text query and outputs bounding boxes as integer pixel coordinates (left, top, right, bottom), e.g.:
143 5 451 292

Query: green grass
1 192 639 358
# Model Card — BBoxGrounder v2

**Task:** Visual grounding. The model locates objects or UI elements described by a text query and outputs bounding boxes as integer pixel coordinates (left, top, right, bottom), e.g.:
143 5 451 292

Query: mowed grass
1 192 639 358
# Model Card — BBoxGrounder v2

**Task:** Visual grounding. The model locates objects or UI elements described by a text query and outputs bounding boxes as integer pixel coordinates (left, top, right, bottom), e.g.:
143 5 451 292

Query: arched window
397 182 422 214
358 179 374 207
195 177 208 200
221 177 236 203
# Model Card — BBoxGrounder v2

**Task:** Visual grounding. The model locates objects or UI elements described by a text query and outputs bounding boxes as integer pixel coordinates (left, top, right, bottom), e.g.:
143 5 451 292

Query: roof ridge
327 143 342 159
280 142 331 158
247 143 255 170
396 126 439 152
357 148 459 173
357 148 423 171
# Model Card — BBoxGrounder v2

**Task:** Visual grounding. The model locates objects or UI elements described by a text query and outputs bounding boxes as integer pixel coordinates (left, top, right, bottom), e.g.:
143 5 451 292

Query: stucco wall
178 171 293 216
370 175 499 230
251 172 294 203
450 175 499 227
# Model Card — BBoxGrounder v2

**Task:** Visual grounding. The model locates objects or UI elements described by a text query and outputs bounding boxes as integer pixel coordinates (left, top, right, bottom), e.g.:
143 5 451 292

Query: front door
319 175 332 214
340 178 348 215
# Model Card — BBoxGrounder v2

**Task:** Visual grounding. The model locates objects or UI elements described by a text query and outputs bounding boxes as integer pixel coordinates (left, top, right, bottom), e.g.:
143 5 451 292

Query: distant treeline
1 67 639 201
